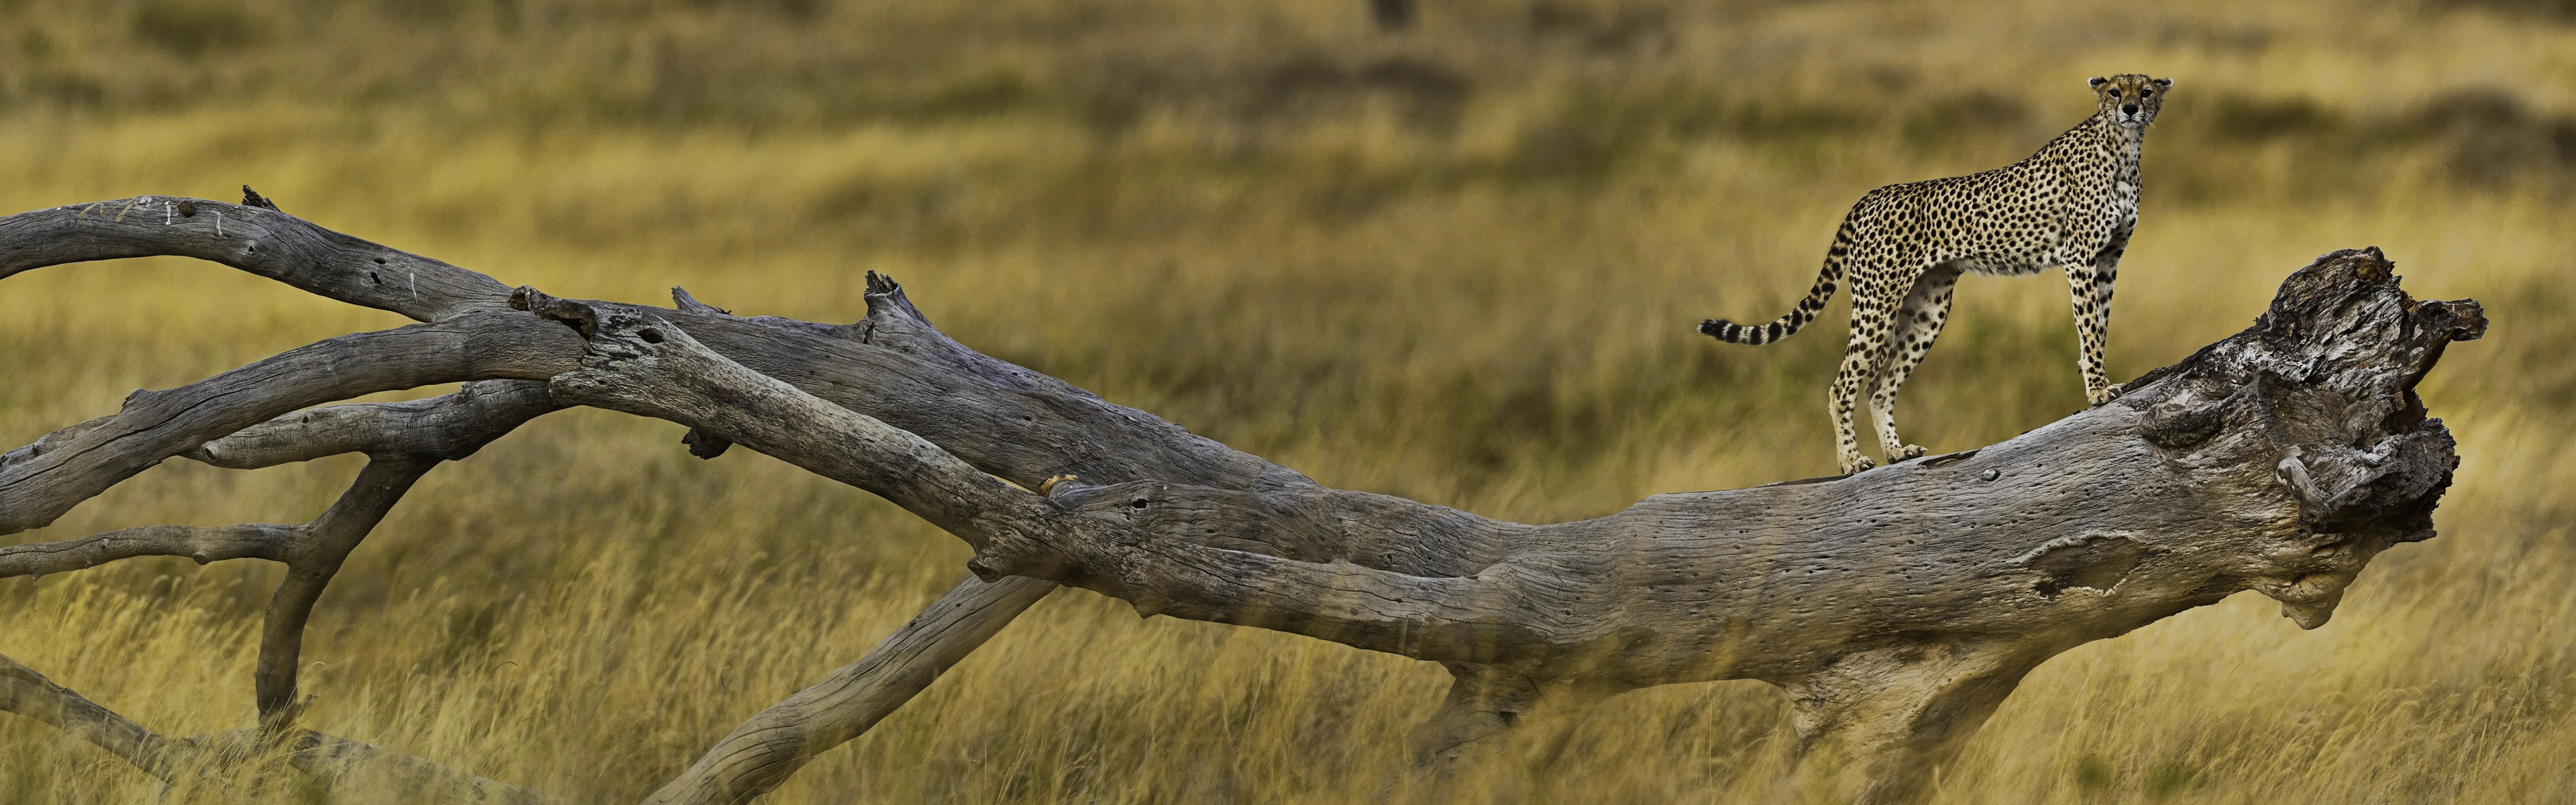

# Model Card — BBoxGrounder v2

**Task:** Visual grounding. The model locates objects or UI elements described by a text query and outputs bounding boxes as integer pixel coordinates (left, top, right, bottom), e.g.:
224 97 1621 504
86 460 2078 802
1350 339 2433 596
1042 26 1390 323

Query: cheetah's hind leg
1830 266 1917 476
1866 264 1962 464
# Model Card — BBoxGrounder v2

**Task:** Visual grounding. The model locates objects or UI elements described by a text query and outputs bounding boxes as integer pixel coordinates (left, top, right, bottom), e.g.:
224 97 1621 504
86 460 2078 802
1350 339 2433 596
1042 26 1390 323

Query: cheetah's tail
1698 221 1852 346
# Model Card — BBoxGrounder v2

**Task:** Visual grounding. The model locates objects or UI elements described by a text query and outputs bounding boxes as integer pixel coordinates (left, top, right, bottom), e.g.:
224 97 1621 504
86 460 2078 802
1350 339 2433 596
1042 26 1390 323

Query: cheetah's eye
2139 89 2153 97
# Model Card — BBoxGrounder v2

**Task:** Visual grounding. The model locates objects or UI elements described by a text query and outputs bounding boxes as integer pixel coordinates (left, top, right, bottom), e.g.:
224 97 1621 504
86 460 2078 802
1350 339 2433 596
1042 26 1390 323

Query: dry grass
3 0 2574 802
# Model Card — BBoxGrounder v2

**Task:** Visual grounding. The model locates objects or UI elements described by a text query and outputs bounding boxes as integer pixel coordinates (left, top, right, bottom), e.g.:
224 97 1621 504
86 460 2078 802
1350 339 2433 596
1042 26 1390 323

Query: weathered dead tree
0 193 2480 804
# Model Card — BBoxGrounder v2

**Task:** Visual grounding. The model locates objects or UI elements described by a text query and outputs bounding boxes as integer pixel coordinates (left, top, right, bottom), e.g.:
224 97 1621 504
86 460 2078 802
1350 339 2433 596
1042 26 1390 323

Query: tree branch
0 316 580 536
0 523 298 579
1 653 565 803
0 382 569 797
251 457 437 723
0 196 509 321
0 653 188 780
7 384 561 733
1 381 556 580
190 380 561 468
638 574 1057 805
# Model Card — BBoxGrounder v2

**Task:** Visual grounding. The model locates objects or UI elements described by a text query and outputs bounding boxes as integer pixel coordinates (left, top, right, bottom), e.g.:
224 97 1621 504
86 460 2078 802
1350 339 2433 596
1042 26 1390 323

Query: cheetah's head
2088 74 2173 129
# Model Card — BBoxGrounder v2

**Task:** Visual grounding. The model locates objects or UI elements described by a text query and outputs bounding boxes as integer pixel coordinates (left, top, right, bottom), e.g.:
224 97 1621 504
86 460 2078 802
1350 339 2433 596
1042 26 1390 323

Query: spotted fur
1700 74 2172 475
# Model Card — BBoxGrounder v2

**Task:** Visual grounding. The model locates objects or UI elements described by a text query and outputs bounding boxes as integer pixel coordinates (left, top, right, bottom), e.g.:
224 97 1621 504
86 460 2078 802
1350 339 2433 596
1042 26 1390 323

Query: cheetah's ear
2088 76 2110 88
2152 77 2174 88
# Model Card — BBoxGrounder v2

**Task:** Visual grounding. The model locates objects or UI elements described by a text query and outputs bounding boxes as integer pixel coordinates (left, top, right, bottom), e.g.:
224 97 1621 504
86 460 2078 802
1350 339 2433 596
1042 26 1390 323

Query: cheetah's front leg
2065 236 2125 407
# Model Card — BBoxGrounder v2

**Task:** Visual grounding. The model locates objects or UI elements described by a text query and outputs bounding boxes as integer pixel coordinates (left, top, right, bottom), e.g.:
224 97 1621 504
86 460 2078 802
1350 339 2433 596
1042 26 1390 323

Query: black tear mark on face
2029 536 2148 597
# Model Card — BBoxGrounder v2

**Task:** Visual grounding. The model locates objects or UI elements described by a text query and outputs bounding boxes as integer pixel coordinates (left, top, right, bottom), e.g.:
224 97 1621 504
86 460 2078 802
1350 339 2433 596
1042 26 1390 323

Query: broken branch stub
0 189 2478 805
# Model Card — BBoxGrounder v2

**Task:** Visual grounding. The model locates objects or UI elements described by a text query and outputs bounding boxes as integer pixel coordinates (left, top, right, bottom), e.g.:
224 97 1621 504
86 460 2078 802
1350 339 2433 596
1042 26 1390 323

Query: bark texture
0 195 2481 805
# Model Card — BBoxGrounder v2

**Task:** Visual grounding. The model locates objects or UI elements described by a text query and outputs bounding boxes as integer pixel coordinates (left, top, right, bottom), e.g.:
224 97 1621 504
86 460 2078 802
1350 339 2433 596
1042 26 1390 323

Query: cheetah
1701 74 2172 476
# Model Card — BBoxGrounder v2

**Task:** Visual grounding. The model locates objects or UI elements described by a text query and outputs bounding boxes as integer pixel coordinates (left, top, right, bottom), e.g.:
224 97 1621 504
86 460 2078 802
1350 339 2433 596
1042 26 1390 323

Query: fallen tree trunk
0 195 2481 804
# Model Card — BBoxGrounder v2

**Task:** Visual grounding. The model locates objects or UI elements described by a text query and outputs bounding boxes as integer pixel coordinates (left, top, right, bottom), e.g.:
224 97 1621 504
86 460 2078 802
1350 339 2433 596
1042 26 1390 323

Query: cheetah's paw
1895 444 1928 461
2087 382 2127 407
1837 454 1877 476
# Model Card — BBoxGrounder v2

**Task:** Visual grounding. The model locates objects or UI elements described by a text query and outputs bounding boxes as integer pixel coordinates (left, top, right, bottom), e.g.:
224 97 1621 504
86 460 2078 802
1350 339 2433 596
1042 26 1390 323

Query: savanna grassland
3 0 2575 802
